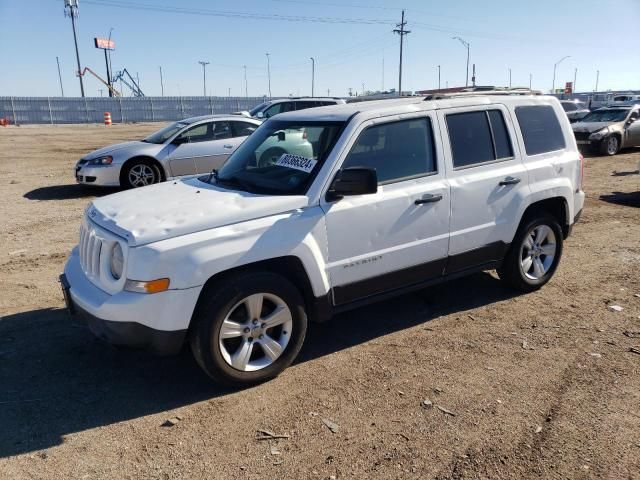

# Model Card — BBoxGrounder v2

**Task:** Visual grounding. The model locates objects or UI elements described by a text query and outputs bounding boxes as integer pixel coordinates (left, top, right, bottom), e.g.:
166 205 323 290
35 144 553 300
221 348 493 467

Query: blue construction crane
112 68 145 97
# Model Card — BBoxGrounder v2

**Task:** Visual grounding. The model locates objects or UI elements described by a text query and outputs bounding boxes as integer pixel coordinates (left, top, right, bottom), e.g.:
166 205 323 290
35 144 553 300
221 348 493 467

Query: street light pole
438 65 441 90
56 56 65 97
198 61 210 96
552 55 571 93
243 65 248 98
266 53 272 99
310 57 315 97
159 66 164 97
595 70 600 92
509 67 512 88
573 67 577 93
452 36 470 87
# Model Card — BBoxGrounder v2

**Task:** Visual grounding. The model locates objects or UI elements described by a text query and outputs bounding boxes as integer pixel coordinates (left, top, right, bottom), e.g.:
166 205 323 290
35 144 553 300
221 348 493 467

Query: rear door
437 105 529 273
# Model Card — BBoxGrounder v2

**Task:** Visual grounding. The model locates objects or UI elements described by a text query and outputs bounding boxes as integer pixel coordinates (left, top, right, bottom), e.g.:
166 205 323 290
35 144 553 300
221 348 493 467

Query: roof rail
423 87 542 100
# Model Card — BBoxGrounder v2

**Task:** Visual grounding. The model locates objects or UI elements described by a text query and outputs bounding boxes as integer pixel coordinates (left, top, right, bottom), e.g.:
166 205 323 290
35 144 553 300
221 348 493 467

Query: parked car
74 115 262 188
560 100 590 122
61 94 584 386
572 105 640 155
238 97 346 119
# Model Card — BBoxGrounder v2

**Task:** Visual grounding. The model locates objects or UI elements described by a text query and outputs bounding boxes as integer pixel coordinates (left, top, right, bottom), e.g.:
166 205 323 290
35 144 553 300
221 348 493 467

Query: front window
581 109 630 123
263 102 295 119
143 121 188 144
211 120 344 195
249 102 269 117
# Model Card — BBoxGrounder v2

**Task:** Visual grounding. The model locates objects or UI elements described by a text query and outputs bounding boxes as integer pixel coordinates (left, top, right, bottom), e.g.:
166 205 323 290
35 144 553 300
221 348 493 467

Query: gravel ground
0 123 639 480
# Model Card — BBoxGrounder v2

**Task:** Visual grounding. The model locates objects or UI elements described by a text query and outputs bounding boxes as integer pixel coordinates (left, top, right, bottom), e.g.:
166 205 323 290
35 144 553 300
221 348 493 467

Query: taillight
579 154 584 191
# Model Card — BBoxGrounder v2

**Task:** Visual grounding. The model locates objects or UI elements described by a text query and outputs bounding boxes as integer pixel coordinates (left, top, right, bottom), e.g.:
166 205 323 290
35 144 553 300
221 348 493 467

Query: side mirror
628 117 638 125
327 167 377 200
256 111 265 119
277 131 286 142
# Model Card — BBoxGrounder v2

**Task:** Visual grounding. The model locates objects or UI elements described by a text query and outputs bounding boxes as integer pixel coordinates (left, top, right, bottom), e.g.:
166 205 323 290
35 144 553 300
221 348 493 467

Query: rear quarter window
515 105 566 155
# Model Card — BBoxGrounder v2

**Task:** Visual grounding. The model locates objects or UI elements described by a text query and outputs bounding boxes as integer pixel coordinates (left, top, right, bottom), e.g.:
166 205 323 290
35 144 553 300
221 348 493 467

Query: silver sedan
75 115 262 188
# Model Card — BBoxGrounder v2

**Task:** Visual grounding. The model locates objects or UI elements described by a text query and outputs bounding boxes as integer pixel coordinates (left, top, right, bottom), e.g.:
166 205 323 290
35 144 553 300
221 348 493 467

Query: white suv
61 95 585 386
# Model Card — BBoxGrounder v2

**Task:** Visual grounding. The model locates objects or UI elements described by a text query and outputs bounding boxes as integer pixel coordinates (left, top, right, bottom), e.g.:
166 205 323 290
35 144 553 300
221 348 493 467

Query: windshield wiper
206 168 218 184
217 175 256 193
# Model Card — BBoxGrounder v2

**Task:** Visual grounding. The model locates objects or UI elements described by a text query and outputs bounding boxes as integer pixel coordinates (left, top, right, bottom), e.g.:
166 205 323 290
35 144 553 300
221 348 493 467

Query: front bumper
62 248 202 355
75 164 122 187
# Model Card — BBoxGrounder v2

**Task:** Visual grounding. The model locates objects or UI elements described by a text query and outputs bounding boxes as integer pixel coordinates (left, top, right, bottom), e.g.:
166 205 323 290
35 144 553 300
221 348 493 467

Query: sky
0 0 639 98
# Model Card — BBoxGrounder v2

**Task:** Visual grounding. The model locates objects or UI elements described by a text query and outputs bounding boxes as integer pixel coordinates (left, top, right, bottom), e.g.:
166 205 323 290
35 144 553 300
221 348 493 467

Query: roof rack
423 87 542 100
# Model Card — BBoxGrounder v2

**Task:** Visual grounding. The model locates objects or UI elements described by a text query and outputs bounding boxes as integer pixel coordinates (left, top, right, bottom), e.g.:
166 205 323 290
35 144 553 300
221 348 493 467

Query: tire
258 148 286 168
497 213 563 292
122 159 161 188
600 135 620 156
189 271 308 386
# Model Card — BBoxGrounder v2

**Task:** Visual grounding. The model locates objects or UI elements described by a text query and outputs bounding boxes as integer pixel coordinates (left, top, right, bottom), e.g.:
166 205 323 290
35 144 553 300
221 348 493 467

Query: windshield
581 109 630 123
249 102 270 117
143 121 188 144
210 120 345 195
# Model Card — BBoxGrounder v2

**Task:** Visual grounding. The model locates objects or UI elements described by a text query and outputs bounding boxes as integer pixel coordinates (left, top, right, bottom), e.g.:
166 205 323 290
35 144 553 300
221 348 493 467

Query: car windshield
209 120 344 195
249 102 270 117
581 109 630 123
143 121 188 144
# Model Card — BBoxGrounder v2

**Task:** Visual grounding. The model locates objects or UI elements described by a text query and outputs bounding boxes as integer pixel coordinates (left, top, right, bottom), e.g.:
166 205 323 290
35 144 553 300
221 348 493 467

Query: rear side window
446 110 514 168
342 118 437 184
515 105 566 155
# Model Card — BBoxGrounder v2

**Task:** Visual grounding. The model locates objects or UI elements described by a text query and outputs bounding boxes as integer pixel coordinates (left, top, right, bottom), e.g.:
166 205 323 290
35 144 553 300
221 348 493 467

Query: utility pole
595 70 600 92
107 27 114 97
529 73 532 90
437 65 441 90
362 82 365 95
552 55 570 93
452 36 470 87
327 88 330 96
198 61 210 96
382 55 385 91
393 10 410 97
266 53 272 99
243 65 248 98
64 0 84 97
472 64 476 87
573 67 577 93
159 66 164 96
56 56 65 97
509 67 512 88
310 57 315 97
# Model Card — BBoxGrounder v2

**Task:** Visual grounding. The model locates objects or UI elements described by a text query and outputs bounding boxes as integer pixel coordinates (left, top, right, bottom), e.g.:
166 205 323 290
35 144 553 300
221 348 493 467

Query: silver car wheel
218 293 293 372
520 224 557 281
128 164 157 187
606 136 619 155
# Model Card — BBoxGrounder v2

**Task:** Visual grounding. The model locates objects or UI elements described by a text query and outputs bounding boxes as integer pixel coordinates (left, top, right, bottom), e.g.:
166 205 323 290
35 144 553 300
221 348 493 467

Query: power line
82 0 394 25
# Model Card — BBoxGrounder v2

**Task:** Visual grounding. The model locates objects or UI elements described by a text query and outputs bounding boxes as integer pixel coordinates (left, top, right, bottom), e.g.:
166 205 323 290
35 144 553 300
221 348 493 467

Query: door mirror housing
327 167 378 200
277 131 286 142
256 111 265 119
627 116 638 125
171 136 188 145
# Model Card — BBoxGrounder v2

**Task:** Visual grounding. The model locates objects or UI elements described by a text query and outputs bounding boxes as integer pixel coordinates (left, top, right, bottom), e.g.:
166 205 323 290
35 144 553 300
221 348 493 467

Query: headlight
589 128 608 140
110 243 124 280
86 155 113 166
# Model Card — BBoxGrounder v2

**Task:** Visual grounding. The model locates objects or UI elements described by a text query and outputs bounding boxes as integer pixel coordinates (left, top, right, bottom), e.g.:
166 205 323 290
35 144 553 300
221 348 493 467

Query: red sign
94 37 115 50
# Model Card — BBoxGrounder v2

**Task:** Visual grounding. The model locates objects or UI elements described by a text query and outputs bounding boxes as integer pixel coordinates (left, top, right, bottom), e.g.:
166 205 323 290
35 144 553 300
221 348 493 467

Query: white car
239 97 347 120
61 94 584 386
75 115 261 188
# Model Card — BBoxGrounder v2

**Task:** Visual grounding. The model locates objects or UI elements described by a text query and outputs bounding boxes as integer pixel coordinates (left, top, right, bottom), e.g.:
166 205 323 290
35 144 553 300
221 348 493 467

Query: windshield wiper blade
206 168 218 184
217 175 256 193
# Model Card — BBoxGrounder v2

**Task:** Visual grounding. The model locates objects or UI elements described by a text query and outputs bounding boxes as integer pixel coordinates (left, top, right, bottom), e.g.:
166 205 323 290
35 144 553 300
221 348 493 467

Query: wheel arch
520 196 570 238
119 156 167 185
188 255 329 336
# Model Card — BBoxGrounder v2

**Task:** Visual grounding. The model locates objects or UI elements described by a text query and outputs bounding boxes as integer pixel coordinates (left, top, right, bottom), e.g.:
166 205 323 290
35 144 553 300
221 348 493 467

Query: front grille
79 221 103 281
573 132 591 142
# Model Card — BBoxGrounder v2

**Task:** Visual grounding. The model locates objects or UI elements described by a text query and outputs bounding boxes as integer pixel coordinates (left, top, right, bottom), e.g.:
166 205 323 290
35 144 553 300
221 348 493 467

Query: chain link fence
0 96 269 125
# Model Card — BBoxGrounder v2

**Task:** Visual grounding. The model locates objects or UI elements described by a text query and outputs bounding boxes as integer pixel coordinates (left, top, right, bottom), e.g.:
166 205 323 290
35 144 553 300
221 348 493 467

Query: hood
84 141 147 159
88 178 309 246
571 122 612 133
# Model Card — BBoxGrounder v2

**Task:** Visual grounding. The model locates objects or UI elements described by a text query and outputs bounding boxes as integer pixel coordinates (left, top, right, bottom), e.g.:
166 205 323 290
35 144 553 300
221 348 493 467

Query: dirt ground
0 123 639 480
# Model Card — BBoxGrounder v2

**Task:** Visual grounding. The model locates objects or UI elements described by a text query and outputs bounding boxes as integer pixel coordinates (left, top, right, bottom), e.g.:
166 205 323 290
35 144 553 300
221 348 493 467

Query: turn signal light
125 278 170 294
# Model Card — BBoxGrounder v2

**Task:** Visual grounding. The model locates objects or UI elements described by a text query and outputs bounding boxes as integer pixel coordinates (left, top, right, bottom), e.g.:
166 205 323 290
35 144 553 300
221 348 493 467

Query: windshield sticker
274 154 317 173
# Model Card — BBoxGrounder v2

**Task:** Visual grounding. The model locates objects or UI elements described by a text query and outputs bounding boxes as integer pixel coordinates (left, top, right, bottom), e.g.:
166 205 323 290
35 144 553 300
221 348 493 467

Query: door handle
223 144 234 149
414 193 443 205
499 177 521 186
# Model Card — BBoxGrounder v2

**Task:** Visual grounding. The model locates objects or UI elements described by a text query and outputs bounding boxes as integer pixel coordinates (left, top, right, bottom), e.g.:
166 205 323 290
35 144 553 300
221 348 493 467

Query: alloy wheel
128 164 157 187
519 224 557 281
218 293 293 372
607 136 619 155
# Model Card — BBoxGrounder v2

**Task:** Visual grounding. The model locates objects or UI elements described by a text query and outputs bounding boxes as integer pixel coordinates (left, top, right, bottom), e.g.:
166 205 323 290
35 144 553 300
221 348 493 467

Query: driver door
166 122 211 177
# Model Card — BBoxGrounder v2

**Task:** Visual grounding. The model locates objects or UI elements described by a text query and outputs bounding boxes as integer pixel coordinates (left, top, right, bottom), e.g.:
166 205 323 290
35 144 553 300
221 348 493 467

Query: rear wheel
600 135 620 156
190 271 307 386
498 214 563 292
122 160 161 188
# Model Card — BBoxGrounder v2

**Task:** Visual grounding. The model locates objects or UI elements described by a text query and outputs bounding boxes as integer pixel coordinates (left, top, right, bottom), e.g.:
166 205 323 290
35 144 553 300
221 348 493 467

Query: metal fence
0 96 268 125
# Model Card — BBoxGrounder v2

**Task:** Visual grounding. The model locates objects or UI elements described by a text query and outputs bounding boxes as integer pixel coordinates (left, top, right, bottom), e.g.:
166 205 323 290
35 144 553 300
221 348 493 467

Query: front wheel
190 271 308 386
122 160 161 188
498 214 563 292
600 135 620 156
